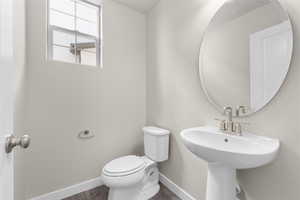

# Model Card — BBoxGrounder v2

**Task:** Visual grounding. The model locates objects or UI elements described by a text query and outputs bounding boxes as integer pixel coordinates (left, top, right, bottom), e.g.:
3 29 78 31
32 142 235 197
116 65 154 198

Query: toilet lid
103 155 145 176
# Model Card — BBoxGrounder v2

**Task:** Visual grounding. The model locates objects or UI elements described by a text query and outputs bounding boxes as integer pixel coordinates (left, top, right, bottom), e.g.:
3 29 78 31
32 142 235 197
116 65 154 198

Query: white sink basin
181 126 279 169
180 126 280 200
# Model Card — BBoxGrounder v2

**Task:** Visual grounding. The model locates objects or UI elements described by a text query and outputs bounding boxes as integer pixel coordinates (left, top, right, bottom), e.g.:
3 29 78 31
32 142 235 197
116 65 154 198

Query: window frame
47 0 103 67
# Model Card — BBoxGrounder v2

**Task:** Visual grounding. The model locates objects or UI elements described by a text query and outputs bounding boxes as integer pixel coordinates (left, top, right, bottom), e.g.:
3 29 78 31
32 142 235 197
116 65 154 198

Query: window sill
45 59 103 70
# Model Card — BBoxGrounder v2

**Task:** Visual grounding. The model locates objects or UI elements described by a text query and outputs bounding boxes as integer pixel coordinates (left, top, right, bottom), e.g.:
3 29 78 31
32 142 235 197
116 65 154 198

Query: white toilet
101 126 170 200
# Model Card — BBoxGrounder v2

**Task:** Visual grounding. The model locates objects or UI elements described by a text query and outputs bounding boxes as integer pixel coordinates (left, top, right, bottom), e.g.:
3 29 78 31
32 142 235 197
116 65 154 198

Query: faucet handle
234 121 250 136
236 106 248 117
214 118 226 131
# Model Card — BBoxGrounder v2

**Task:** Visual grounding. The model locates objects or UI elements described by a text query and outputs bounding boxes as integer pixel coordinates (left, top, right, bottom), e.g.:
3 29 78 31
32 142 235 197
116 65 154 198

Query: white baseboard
159 173 197 200
29 177 103 200
29 173 196 200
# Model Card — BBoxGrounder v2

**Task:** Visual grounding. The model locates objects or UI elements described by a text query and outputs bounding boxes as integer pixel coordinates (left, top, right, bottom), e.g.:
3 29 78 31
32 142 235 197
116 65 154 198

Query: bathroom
0 0 298 199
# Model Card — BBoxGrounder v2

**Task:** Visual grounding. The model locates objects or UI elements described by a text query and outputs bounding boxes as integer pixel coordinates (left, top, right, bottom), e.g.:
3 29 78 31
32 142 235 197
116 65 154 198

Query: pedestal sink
180 126 280 200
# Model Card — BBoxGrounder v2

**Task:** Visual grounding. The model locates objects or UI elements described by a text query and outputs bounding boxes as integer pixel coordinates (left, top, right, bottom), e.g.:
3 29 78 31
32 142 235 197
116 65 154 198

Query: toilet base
107 160 160 200
108 183 160 200
141 184 160 199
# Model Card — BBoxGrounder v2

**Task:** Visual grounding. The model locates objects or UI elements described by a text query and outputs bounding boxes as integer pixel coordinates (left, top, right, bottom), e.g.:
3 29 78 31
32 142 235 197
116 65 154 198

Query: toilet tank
143 126 170 162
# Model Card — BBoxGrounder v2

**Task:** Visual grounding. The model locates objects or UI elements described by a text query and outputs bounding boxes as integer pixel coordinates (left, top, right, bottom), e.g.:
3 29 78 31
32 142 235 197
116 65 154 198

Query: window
47 0 102 67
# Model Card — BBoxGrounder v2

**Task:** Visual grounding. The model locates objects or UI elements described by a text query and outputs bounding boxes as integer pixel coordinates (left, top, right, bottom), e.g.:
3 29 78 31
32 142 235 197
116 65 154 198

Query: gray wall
147 0 300 199
17 0 146 199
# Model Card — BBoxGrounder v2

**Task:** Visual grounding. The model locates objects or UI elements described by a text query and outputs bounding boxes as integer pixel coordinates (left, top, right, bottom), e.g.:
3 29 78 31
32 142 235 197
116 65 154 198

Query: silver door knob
5 134 30 153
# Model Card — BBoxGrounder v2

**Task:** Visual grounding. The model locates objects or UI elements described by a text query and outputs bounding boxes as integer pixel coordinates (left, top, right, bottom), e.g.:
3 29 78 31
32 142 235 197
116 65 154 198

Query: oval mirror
199 0 293 116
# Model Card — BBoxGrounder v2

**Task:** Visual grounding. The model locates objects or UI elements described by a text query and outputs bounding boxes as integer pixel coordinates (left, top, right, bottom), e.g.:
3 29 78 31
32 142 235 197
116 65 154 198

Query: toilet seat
103 155 146 177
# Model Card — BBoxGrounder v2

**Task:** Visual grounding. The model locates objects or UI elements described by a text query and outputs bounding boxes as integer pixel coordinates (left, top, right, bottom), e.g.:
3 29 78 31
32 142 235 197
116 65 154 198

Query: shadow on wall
238 142 300 200
133 142 144 157
159 131 185 178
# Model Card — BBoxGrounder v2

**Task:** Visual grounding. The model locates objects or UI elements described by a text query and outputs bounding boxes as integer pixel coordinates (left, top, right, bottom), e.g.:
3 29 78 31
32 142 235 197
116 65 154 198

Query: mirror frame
198 0 293 117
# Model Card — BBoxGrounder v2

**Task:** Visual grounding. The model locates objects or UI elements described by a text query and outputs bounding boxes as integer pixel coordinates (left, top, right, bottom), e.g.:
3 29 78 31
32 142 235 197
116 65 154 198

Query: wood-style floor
63 184 180 200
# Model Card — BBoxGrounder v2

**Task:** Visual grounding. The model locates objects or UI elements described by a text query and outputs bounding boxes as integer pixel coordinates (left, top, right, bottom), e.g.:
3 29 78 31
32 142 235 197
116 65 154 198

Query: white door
250 21 293 111
0 0 27 199
0 0 15 199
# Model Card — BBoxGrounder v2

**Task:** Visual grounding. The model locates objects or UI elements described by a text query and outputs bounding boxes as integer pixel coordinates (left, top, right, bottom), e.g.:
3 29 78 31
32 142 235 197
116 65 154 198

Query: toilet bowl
101 127 170 200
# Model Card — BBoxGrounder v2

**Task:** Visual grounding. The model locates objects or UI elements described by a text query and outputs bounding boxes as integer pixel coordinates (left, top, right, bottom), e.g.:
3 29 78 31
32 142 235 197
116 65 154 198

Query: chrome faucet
223 106 235 133
216 106 247 136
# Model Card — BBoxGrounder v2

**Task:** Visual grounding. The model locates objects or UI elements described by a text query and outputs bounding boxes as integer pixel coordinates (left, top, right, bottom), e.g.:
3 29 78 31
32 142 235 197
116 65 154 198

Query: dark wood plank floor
63 183 180 200
150 184 181 200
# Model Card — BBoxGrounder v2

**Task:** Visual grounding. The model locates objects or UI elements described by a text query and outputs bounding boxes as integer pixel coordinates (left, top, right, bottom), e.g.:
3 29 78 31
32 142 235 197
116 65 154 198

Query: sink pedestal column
206 163 236 200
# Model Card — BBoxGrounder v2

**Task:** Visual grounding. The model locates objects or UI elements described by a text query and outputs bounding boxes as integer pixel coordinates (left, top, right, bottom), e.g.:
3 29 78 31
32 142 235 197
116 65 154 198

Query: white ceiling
210 0 272 27
113 0 160 13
